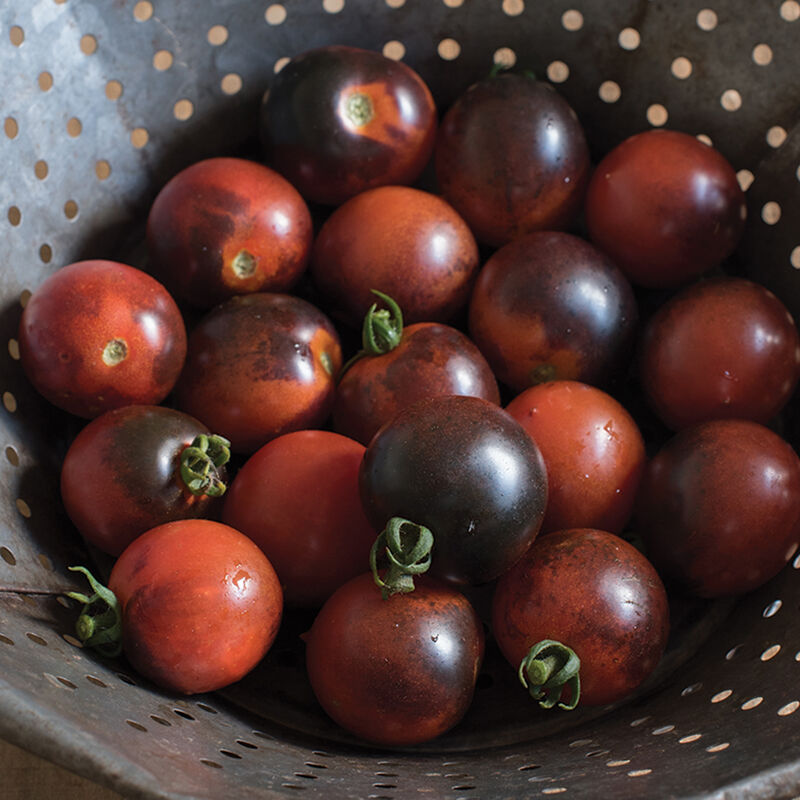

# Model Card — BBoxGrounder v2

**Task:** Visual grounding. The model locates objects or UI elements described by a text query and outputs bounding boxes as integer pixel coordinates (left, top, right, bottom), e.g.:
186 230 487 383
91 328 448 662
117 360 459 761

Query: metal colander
2 1 800 797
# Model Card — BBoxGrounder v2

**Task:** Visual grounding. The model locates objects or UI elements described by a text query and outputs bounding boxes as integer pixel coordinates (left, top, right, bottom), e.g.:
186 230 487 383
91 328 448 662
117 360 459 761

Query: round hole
8 206 21 226
64 200 79 219
38 554 53 571
133 1 153 21
221 74 242 95
598 81 621 103
761 201 782 225
86 675 108 687
562 9 584 31
778 701 800 716
437 38 461 60
791 246 800 269
323 0 345 11
174 99 194 120
0 634 14 645
547 60 570 83
493 47 517 68
80 34 97 54
38 72 53 91
671 56 692 79
26 633 47 646
706 743 730 753
383 40 406 60
105 80 123 100
761 643 782 660
126 720 148 732
153 50 173 70
66 117 82 137
780 0 800 21
95 160 111 180
502 0 525 15
273 56 291 74
767 126 787 147
34 160 48 180
711 689 732 703
647 103 668 126
265 5 287 24
4 117 18 139
721 89 742 111
9 26 24 47
39 244 52 263
131 128 149 148
679 734 702 743
5 446 19 465
3 392 18 413
207 25 228 46
741 697 764 710
696 133 713 146
0 546 16 565
8 340 19 360
385 0 405 6
697 9 718 30
618 27 640 49
16 498 31 518
736 169 754 191
752 43 774 65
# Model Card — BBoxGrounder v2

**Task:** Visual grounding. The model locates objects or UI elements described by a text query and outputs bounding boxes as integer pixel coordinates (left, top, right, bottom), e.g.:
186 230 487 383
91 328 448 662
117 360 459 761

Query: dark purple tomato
585 129 746 289
259 45 437 206
468 231 638 393
359 395 548 585
635 419 800 598
638 276 800 430
305 572 484 746
435 72 590 247
61 405 229 556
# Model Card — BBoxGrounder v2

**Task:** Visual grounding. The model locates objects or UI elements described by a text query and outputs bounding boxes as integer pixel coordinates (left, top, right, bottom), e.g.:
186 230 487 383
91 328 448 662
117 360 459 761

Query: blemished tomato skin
222 430 377 608
175 293 342 454
109 519 283 695
585 129 747 289
18 260 187 419
61 405 227 557
638 277 800 430
635 419 800 598
260 45 437 206
435 73 591 247
505 381 646 535
305 573 484 746
491 528 670 707
332 322 501 446
146 157 313 309
311 186 480 328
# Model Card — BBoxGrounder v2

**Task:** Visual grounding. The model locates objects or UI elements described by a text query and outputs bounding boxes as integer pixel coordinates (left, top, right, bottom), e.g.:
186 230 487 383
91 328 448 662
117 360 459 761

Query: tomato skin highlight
305 573 484 746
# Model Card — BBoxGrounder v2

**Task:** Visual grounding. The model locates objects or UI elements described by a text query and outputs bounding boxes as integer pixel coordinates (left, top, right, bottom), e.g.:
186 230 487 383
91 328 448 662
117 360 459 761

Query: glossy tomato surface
505 381 645 535
222 430 377 608
61 405 228 556
146 157 313 308
109 519 283 694
435 72 590 247
359 395 548 585
305 572 484 746
638 276 800 430
311 185 480 328
468 231 638 393
260 45 436 206
635 419 800 598
175 293 342 454
492 528 670 707
585 129 746 288
18 260 187 418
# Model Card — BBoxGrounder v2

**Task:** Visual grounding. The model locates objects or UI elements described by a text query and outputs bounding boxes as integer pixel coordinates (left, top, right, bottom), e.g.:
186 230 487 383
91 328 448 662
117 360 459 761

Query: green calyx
179 434 231 497
519 639 581 711
65 566 122 658
369 516 434 599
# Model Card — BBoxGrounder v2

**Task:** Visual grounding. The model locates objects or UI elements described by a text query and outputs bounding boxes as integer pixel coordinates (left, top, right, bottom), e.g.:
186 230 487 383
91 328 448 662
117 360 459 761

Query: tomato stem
369 516 433 599
338 290 404 379
179 434 231 497
65 566 123 658
518 639 581 710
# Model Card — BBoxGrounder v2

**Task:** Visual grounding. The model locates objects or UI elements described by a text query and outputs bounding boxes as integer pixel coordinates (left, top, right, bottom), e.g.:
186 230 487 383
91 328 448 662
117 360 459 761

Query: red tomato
61 405 230 556
222 430 377 608
70 519 283 694
492 528 669 708
311 185 480 328
585 130 746 289
146 157 313 308
305 573 484 745
259 45 437 206
435 72 590 247
175 293 342 454
18 260 187 418
635 419 800 597
638 276 800 430
505 381 645 534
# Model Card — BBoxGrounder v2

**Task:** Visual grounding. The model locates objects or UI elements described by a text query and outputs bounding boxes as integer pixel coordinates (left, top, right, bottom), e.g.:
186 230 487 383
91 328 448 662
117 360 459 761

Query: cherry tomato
492 528 669 708
146 157 313 309
305 572 484 746
635 419 800 598
311 185 480 328
222 430 377 608
468 231 638 393
505 381 646 535
259 45 437 206
359 395 548 585
585 129 747 289
18 260 187 418
61 405 230 556
175 293 342 454
69 519 283 694
435 72 590 247
638 276 800 430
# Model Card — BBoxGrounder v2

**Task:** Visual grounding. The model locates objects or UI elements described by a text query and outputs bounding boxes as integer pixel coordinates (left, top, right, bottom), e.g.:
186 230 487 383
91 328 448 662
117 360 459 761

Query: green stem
179 434 231 497
65 566 123 658
518 639 581 710
369 517 434 599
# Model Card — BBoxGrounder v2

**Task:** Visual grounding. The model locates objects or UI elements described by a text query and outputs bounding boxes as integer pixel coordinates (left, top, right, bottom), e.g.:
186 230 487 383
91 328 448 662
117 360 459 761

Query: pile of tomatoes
18 45 800 747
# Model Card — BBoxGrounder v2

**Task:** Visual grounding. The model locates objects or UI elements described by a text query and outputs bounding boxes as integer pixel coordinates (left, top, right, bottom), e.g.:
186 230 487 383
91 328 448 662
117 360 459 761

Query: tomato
635 419 800 598
585 129 747 289
175 293 342 454
435 72 590 247
638 276 800 430
505 381 645 535
359 395 548 585
18 260 187 418
311 185 480 328
68 519 283 694
305 572 484 746
259 45 437 206
61 405 230 556
222 430 377 608
492 528 669 708
468 231 638 393
146 157 313 309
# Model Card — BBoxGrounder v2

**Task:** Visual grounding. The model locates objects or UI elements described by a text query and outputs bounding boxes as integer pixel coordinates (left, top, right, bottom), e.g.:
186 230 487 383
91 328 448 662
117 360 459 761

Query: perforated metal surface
2 1 800 798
